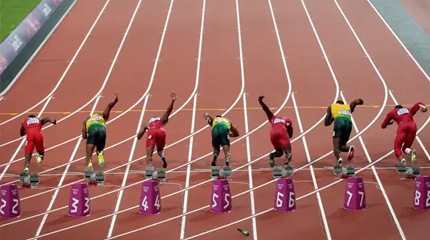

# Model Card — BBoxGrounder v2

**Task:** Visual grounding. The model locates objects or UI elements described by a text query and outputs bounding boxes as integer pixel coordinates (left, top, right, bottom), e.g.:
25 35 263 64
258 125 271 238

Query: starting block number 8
70 197 90 214
141 195 161 211
0 198 19 215
211 193 230 209
414 190 430 207
276 192 295 208
346 190 365 207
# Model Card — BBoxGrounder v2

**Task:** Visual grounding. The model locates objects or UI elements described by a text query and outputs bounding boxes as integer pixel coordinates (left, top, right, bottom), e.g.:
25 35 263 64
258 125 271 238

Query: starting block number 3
414 190 430 207
141 195 161 211
0 198 19 214
211 193 230 209
276 192 295 208
70 197 90 214
346 190 365 207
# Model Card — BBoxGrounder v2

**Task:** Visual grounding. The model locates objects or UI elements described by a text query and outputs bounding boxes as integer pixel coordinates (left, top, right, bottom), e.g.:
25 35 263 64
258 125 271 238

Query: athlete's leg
222 144 231 166
402 124 417 163
156 129 167 168
212 146 220 166
96 130 106 167
394 127 408 162
34 134 45 165
85 144 96 167
146 146 155 166
24 138 34 172
283 144 292 165
333 138 342 163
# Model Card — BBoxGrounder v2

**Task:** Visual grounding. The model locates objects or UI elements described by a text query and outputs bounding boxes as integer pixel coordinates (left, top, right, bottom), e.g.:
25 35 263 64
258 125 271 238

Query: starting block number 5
211 193 230 209
0 198 19 215
276 192 295 208
346 191 365 207
141 195 161 211
414 190 430 207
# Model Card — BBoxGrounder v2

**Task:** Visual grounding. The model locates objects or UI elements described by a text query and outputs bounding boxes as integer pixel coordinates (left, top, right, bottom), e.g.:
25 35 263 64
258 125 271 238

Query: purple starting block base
139 180 161 215
210 179 232 213
413 176 430 210
344 177 366 211
274 178 296 212
0 184 21 218
68 183 91 217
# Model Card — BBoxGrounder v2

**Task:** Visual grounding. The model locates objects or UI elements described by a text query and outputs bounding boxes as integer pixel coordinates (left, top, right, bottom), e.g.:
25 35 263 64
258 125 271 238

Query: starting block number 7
0 198 19 214
346 191 365 207
414 190 430 207
276 192 295 208
211 193 230 209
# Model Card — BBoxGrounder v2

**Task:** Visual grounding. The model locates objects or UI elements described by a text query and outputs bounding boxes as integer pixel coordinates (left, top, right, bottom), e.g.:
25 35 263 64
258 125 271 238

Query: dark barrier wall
0 0 75 94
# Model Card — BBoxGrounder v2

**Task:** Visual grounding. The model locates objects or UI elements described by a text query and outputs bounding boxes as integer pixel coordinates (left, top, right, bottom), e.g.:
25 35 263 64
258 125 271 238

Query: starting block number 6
346 191 365 207
211 193 230 209
0 198 19 215
414 190 430 207
276 192 295 208
70 197 90 213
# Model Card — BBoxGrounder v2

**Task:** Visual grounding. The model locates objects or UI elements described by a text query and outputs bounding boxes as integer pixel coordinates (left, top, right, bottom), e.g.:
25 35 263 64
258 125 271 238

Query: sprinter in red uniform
258 96 293 167
137 92 177 168
381 102 427 164
20 115 56 172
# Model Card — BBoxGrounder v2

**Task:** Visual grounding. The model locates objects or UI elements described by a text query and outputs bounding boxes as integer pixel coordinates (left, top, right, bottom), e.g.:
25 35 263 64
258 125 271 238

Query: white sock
404 148 411 155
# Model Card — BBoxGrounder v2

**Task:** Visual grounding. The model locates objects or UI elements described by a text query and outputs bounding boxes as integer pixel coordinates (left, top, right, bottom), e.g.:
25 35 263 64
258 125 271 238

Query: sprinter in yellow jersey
324 99 363 164
203 113 239 167
82 94 118 168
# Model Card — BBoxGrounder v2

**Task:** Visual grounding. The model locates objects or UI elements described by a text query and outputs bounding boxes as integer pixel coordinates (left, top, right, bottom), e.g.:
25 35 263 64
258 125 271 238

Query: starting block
84 168 104 186
139 180 161 214
210 178 232 213
19 172 39 188
413 176 430 210
145 167 166 183
156 168 166 184
341 165 355 178
333 163 342 175
344 177 366 211
211 166 232 179
273 165 294 179
396 162 407 175
274 178 295 212
145 166 155 179
0 184 21 218
68 183 91 217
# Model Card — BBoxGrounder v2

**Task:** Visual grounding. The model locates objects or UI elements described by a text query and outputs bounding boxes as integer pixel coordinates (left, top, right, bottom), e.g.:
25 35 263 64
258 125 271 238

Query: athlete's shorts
25 131 44 154
212 124 230 148
146 128 166 149
86 124 107 151
333 117 352 146
270 127 290 150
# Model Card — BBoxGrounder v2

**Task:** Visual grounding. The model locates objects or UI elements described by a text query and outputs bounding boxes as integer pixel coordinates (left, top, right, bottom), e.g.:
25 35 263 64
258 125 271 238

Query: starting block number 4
414 190 430 207
141 195 161 211
346 190 365 207
70 197 90 214
211 193 230 209
0 199 19 215
276 192 295 208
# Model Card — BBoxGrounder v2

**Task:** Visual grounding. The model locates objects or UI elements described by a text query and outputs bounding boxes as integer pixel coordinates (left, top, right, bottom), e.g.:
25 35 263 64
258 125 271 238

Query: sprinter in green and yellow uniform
204 113 239 167
324 98 363 164
82 94 118 168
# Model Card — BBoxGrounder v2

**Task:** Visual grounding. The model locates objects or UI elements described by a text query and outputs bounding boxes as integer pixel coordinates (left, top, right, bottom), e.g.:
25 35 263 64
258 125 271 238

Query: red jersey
23 117 42 133
148 117 163 129
381 102 426 128
270 115 292 130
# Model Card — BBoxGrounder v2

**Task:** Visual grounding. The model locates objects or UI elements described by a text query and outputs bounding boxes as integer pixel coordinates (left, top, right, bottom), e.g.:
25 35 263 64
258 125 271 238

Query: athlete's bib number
346 190 365 207
339 110 351 116
275 192 295 208
397 109 409 116
27 118 40 125
70 197 90 213
141 195 161 211
414 190 430 207
211 193 230 209
0 198 19 215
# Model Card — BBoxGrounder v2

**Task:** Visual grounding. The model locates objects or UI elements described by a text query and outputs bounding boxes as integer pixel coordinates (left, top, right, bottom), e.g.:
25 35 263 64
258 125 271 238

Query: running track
0 0 429 239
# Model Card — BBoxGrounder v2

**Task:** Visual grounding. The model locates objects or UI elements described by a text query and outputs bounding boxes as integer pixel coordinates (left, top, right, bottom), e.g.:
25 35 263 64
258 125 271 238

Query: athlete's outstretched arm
82 121 87 139
204 113 214 126
324 106 334 126
258 96 274 120
349 98 364 113
410 102 427 115
137 122 149 140
229 123 239 137
381 112 394 129
41 117 56 125
102 94 119 121
20 123 26 136
287 126 293 138
161 91 178 125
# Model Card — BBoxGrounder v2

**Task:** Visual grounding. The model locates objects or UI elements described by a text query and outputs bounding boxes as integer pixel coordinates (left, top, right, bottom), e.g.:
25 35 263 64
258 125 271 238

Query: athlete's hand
420 105 427 113
357 98 364 105
258 96 264 102
170 91 177 101
114 93 119 102
387 119 394 125
52 119 57 125
204 112 209 119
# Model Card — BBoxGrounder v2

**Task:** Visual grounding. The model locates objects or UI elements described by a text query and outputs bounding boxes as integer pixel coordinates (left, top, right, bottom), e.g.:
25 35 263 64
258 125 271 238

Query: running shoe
211 159 217 167
98 151 104 167
88 162 93 168
35 154 43 166
161 156 167 168
337 158 343 164
24 167 29 173
400 158 406 163
347 145 355 161
225 159 230 166
269 152 275 168
411 149 417 164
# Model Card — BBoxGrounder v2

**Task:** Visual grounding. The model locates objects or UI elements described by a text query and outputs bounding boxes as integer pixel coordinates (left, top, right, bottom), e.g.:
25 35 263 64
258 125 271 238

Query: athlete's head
395 105 403 109
336 100 345 105
28 114 36 118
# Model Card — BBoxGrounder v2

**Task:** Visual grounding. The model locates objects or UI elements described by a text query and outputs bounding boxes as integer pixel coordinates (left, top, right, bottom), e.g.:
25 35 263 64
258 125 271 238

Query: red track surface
0 0 429 239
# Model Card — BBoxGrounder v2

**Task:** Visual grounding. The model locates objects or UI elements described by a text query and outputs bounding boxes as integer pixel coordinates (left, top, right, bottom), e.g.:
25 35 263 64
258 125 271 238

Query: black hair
215 115 222 118
395 105 403 109
28 114 36 118
336 100 344 104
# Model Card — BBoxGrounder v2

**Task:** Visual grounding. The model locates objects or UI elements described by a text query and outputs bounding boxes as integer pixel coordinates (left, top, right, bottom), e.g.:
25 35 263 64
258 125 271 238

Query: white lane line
33 0 145 236
0 95 53 182
0 0 112 127
106 95 149 238
341 91 406 240
388 90 430 161
291 92 332 239
366 0 430 84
